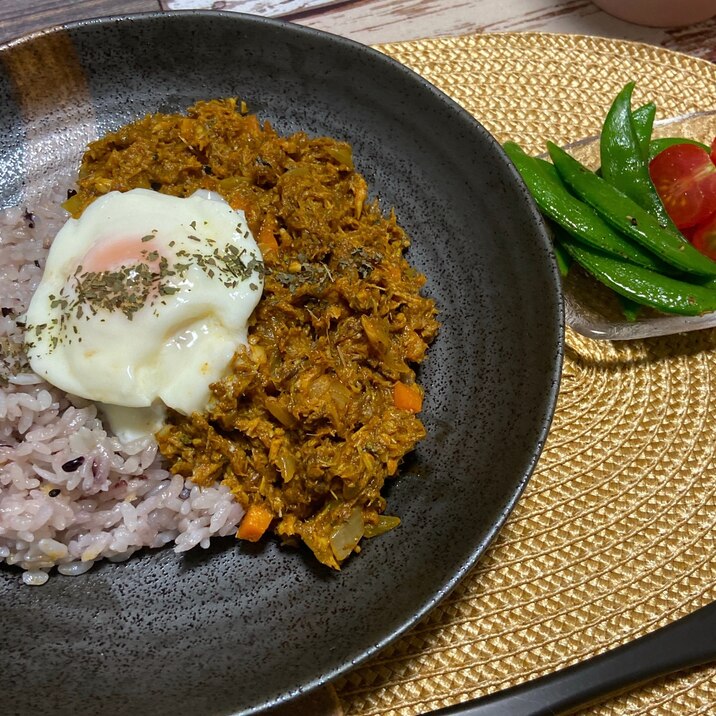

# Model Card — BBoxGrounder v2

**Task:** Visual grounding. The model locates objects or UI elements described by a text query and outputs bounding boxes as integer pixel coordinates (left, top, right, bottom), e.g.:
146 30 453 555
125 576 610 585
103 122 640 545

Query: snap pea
618 295 642 322
548 141 716 277
599 83 675 230
552 238 571 277
555 227 716 316
593 102 653 178
503 141 664 270
631 102 657 160
648 136 711 161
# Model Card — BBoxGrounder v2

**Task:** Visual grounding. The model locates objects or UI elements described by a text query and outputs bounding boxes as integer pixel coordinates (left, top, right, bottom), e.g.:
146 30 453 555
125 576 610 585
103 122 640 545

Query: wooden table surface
0 0 714 59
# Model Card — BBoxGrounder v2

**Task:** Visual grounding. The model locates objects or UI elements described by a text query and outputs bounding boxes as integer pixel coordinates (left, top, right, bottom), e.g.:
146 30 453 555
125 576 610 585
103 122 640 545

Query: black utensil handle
432 600 716 716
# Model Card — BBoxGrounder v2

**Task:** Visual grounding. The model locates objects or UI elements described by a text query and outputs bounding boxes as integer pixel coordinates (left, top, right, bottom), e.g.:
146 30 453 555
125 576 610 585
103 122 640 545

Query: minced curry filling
68 98 439 569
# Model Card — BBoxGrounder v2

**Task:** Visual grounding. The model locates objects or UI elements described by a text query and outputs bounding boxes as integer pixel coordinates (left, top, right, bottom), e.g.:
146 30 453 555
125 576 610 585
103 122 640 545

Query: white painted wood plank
161 0 716 59
292 0 671 47
161 0 671 46
164 0 344 17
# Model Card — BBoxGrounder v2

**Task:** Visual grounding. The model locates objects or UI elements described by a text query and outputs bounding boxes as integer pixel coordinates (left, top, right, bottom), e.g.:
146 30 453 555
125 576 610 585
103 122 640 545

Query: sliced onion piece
330 507 364 562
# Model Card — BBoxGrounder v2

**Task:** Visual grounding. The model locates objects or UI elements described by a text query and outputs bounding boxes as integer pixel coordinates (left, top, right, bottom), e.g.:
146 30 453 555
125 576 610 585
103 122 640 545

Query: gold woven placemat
332 32 716 716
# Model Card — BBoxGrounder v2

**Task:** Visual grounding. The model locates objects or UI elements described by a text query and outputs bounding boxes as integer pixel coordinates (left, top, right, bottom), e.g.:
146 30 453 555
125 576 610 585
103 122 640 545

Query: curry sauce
68 99 439 568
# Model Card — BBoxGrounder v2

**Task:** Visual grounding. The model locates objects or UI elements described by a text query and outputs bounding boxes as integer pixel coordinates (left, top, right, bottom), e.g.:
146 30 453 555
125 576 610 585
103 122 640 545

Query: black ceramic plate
0 11 563 716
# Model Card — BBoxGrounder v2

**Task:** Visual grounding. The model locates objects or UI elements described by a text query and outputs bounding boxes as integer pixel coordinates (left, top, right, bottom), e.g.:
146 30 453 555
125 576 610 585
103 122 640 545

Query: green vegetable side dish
554 226 716 317
503 82 716 323
617 294 642 323
502 142 664 271
552 239 571 278
630 102 657 160
548 142 716 278
599 83 676 231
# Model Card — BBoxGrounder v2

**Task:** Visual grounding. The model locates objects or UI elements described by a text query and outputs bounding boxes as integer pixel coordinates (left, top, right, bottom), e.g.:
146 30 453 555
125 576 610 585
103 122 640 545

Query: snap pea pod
552 239 571 277
648 137 711 161
547 141 716 277
593 102 653 178
631 102 656 160
503 141 664 270
618 295 642 322
555 228 716 316
599 83 675 230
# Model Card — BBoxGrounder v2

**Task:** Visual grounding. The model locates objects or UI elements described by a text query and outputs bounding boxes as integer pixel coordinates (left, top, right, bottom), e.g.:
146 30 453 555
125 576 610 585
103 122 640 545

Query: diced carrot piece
257 214 279 256
228 192 252 213
393 381 423 413
236 503 273 542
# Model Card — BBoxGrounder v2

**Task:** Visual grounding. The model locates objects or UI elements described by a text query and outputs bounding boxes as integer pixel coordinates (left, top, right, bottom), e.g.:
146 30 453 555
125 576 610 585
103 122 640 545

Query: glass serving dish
556 110 716 341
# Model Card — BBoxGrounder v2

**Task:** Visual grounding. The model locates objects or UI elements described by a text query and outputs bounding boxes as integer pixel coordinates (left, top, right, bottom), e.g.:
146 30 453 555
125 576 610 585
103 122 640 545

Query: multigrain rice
0 177 245 585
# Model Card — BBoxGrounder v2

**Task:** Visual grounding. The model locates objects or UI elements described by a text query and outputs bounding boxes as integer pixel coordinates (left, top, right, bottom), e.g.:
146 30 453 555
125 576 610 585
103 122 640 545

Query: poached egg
25 188 264 442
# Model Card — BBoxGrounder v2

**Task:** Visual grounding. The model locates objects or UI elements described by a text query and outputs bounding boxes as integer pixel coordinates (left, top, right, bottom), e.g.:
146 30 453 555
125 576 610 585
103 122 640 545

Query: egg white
25 188 264 442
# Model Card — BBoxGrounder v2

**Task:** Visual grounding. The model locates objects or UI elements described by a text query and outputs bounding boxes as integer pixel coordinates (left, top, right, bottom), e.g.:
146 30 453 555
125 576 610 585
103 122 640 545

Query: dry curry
66 99 439 568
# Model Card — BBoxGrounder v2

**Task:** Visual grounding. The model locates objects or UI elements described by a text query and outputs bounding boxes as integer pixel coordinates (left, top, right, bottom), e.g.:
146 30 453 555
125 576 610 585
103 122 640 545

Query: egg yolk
80 235 162 272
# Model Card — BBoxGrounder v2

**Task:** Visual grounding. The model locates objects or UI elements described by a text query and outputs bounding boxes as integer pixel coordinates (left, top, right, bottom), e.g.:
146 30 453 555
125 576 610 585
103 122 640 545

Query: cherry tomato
649 143 716 229
692 212 716 261
711 136 716 166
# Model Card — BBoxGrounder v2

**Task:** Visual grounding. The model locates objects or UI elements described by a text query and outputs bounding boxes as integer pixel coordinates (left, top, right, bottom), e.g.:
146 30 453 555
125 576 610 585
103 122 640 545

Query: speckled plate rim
0 11 564 715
